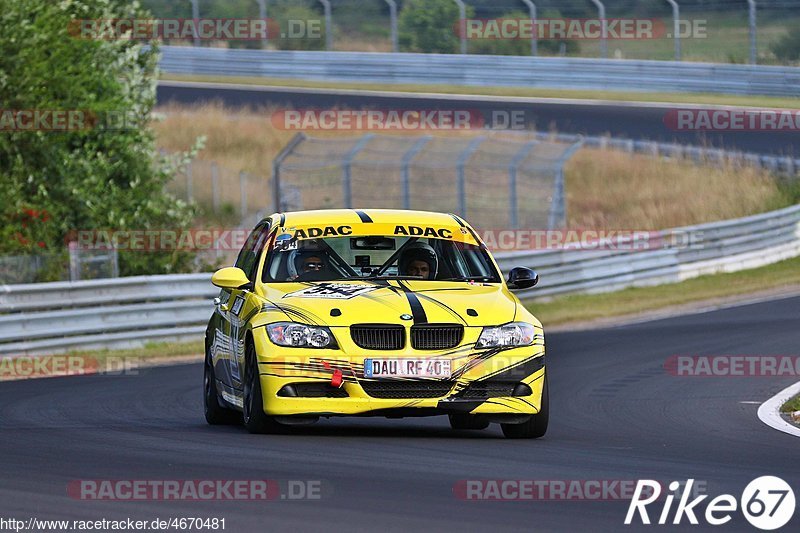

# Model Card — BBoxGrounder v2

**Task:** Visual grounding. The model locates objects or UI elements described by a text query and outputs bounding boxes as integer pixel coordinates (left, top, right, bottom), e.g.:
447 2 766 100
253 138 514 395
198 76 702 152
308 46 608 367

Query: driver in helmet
398 242 438 280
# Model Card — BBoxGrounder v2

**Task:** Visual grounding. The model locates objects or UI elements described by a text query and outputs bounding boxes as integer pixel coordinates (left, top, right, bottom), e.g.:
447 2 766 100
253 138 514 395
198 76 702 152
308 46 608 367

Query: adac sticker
284 283 378 300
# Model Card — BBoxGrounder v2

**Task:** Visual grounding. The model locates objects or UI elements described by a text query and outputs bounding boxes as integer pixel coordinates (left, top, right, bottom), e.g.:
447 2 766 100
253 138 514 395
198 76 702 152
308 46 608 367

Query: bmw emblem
400 314 413 321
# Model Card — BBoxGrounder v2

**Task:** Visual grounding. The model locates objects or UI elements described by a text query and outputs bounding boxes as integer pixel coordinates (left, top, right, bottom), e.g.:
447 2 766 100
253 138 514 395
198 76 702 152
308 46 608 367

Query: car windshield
263 235 501 283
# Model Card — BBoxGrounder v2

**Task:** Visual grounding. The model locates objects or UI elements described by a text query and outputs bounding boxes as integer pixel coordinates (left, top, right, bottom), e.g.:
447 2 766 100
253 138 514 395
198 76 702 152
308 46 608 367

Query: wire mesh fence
140 0 800 64
273 132 582 230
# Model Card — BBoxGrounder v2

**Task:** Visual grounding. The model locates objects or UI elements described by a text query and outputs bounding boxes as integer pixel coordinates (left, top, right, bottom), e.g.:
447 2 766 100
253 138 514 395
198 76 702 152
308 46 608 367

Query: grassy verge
781 395 800 414
524 255 800 327
160 73 800 110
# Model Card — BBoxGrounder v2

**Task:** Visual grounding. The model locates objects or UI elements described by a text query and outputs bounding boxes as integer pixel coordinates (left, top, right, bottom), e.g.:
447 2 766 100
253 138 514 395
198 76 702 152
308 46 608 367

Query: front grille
360 380 454 399
411 324 463 350
459 382 517 399
350 324 405 350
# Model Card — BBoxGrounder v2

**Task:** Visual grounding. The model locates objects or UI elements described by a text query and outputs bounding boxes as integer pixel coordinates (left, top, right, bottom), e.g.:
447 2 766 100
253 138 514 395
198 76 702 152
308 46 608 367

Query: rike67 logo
626 477 795 530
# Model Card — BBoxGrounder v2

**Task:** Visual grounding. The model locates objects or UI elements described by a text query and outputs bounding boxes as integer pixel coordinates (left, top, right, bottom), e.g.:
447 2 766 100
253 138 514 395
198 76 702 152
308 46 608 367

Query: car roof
266 209 470 229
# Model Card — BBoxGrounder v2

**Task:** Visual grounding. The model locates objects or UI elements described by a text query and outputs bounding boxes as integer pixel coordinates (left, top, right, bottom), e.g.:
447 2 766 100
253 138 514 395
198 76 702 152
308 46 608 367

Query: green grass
781 395 800 414
160 73 800 111
524 254 800 327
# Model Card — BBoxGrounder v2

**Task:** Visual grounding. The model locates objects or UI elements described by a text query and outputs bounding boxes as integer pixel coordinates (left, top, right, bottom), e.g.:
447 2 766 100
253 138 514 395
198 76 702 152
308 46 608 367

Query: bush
399 0 472 54
0 0 197 278
771 32 800 62
271 5 327 51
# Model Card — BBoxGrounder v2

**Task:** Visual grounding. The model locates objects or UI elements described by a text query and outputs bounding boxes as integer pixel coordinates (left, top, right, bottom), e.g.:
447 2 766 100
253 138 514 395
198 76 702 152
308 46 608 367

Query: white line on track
757 380 800 438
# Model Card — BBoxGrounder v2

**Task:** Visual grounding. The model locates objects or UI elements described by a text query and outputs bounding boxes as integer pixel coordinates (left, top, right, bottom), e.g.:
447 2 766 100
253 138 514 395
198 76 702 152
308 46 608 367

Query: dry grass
565 148 789 230
152 103 791 229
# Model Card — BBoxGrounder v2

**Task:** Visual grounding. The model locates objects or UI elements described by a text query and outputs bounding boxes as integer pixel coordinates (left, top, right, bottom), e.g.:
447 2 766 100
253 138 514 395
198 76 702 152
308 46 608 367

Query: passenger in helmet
398 242 438 280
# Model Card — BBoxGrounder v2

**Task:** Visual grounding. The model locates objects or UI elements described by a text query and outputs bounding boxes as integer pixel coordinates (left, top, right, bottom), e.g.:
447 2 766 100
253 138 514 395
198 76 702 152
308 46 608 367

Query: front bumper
253 329 546 417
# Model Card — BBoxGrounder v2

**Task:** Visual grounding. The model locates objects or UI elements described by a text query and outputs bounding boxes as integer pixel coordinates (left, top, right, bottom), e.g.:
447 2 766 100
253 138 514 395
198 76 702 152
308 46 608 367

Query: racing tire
448 413 490 430
501 376 548 439
242 341 285 434
204 345 241 425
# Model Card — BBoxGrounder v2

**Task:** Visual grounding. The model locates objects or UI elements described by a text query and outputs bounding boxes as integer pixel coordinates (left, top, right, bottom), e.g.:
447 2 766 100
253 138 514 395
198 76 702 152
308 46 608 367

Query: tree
0 0 196 278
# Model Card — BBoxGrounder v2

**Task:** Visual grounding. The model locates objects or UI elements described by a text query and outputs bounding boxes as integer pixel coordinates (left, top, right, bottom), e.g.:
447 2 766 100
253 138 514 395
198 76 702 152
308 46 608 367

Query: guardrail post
255 0 268 48
454 0 467 54
520 1 537 56
548 139 583 229
385 0 399 53
589 0 607 59
342 134 375 209
189 0 200 47
456 136 486 218
665 0 681 60
318 0 333 51
508 140 538 230
748 0 757 64
400 136 432 210
271 132 307 213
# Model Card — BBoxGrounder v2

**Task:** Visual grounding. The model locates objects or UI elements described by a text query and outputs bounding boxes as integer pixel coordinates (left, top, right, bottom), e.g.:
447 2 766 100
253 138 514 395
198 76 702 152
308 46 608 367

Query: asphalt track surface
1 296 798 532
156 82 800 157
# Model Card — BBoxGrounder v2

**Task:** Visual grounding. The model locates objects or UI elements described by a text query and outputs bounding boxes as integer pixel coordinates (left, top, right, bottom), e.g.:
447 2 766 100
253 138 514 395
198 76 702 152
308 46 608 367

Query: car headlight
476 322 536 349
266 322 337 348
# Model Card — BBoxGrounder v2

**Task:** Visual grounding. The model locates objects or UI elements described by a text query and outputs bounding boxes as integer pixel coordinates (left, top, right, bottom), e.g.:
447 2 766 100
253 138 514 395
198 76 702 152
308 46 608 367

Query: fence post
665 0 681 60
239 171 248 218
385 0 398 52
342 134 375 209
318 0 333 51
508 140 538 230
255 0 268 48
589 0 607 59
271 132 307 213
747 0 757 64
520 0 537 56
454 0 467 54
211 162 220 214
456 136 486 218
189 0 200 47
400 136 432 210
548 139 584 229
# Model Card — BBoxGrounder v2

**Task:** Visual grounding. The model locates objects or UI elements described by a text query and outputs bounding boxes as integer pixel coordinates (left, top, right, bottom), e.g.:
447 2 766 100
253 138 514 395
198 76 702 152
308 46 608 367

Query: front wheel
242 341 285 434
501 376 548 439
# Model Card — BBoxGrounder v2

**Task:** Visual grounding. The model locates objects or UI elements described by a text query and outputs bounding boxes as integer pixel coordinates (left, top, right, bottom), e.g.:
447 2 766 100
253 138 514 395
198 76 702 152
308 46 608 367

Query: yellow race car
204 209 547 438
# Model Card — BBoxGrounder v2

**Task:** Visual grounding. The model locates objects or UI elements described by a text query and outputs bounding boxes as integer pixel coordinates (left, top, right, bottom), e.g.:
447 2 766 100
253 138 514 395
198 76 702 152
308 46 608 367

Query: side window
235 223 271 280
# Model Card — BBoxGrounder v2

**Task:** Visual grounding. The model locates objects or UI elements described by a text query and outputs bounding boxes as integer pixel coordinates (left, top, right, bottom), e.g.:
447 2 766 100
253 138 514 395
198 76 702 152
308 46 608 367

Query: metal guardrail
158 46 800 97
2 205 799 355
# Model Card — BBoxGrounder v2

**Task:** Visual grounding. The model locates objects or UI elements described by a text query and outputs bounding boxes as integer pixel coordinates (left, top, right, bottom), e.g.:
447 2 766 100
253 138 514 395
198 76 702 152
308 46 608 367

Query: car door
222 222 273 391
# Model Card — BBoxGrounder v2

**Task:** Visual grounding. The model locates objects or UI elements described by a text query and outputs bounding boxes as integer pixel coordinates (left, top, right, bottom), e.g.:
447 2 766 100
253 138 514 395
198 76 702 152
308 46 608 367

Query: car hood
257 280 519 327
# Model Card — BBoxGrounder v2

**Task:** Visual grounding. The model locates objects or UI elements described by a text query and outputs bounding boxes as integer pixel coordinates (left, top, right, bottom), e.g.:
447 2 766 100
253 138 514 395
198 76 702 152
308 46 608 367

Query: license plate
364 358 452 378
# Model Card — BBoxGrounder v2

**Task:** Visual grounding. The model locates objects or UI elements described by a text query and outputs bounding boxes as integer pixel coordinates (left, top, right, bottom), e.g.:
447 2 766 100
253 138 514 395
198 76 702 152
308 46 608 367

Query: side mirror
507 267 539 290
212 267 251 290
